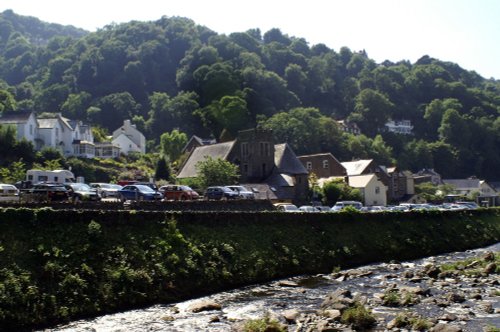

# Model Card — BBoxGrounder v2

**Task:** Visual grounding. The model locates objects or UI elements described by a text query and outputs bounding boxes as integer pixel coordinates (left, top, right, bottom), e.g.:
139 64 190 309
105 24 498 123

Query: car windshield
181 186 193 191
136 185 155 192
76 184 92 190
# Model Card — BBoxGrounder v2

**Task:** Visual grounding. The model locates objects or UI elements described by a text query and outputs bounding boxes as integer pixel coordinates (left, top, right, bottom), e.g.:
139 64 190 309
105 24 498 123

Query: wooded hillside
1 10 499 179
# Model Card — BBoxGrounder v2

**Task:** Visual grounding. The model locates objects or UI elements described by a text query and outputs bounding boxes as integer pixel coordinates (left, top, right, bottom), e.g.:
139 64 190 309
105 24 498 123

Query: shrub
340 301 376 329
242 312 286 332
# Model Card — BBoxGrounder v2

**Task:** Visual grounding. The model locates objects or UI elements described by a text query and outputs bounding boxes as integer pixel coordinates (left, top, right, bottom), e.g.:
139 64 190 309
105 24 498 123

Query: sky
1 0 499 80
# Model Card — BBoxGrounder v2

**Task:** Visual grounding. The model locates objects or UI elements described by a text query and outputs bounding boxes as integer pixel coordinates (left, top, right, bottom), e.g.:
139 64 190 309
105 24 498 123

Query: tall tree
160 129 188 162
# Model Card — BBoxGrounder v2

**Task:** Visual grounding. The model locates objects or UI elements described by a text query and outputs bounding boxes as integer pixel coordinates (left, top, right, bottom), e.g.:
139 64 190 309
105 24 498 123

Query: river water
47 243 500 331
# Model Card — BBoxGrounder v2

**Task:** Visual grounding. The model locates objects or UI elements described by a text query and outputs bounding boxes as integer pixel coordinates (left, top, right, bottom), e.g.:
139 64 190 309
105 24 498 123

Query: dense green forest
0 10 499 180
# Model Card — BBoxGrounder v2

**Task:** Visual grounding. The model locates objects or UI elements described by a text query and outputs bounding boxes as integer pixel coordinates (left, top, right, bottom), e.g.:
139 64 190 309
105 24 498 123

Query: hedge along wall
0 207 499 331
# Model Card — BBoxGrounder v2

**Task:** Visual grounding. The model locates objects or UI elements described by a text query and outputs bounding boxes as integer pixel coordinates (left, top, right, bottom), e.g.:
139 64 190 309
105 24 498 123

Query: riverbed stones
282 308 300 322
432 323 463 332
188 300 222 313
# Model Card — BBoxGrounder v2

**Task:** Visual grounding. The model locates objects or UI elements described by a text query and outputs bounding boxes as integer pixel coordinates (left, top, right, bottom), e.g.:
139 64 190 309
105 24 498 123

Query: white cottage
0 111 38 143
112 120 146 154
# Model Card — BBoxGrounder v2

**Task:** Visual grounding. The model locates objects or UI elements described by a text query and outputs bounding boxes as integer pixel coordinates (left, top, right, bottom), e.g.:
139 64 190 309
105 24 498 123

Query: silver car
225 185 255 199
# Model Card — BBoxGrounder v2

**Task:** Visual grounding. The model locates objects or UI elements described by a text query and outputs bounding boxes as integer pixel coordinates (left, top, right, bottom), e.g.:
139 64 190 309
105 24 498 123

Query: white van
26 169 75 184
331 201 363 212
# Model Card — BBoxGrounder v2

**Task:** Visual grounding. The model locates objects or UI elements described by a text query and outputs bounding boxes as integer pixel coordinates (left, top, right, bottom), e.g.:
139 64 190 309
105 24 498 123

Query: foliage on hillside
0 10 499 179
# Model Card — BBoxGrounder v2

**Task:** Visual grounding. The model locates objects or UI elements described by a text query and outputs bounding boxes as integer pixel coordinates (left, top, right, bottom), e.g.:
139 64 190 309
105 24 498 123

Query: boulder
432 323 462 332
282 309 300 323
188 300 222 313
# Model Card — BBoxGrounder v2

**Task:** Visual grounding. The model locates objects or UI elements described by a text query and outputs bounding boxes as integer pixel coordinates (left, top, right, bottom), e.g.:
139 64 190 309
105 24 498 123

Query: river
47 243 500 331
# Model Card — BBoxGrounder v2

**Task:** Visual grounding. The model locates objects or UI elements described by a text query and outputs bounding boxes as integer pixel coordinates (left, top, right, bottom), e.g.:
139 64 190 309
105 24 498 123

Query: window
375 186 380 194
306 161 312 170
241 142 248 157
262 163 267 176
323 160 329 169
243 164 248 174
29 124 33 135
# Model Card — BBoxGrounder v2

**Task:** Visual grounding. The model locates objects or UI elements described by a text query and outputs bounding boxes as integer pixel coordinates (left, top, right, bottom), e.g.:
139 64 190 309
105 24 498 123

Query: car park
160 185 200 200
118 184 163 202
204 186 239 200
331 201 363 212
64 183 101 202
90 183 122 198
24 182 70 202
0 183 20 202
225 185 255 199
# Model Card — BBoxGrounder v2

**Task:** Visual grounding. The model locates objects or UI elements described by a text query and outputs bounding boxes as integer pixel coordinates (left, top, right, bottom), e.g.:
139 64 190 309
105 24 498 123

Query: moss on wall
0 207 499 330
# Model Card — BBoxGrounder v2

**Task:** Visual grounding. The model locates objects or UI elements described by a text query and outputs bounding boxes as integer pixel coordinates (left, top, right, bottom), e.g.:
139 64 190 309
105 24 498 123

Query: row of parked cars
1 181 258 203
274 200 481 213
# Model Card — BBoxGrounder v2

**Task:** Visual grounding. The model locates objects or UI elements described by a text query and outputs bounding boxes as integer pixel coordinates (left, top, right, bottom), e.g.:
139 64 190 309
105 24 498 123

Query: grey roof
0 111 33 124
37 118 60 129
177 141 236 178
274 143 308 175
490 182 500 191
442 179 480 190
341 159 373 176
240 183 278 200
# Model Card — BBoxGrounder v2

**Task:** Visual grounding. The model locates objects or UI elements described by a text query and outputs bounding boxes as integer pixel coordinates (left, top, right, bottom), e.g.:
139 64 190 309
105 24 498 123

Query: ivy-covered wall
1 207 499 331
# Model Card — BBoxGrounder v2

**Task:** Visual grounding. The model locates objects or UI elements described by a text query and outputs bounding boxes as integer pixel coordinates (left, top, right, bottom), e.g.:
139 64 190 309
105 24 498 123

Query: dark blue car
204 186 239 200
118 184 162 202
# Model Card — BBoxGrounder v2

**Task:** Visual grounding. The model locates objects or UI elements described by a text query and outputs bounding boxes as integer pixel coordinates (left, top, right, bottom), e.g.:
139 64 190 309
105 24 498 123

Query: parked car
64 183 101 202
274 203 300 212
25 182 70 202
314 206 332 212
331 201 363 212
118 184 163 202
90 183 122 198
160 185 200 200
298 205 319 212
0 183 20 202
360 206 386 213
204 186 239 200
225 185 255 199
134 182 159 191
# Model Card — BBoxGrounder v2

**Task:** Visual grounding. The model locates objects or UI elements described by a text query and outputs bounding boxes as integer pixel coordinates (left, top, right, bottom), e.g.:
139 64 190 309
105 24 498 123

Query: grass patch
340 301 376 330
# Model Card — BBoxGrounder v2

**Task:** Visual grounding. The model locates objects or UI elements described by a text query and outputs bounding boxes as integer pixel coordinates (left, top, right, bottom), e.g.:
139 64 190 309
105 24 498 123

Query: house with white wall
112 120 146 154
0 111 38 143
348 174 388 206
0 111 123 158
385 119 413 135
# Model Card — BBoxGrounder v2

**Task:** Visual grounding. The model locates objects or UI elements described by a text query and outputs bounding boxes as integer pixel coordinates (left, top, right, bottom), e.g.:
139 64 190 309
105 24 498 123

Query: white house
0 111 122 158
0 111 38 142
385 119 413 135
348 174 388 206
112 120 146 154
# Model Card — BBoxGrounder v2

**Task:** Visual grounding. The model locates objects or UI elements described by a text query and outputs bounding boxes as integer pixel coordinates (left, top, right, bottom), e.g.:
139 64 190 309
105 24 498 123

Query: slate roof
341 159 374 176
241 183 278 200
442 179 480 190
37 118 60 129
274 143 308 175
0 111 33 123
177 141 236 178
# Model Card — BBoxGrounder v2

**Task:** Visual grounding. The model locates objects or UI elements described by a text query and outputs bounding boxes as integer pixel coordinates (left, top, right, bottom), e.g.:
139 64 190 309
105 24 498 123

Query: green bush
340 301 376 329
